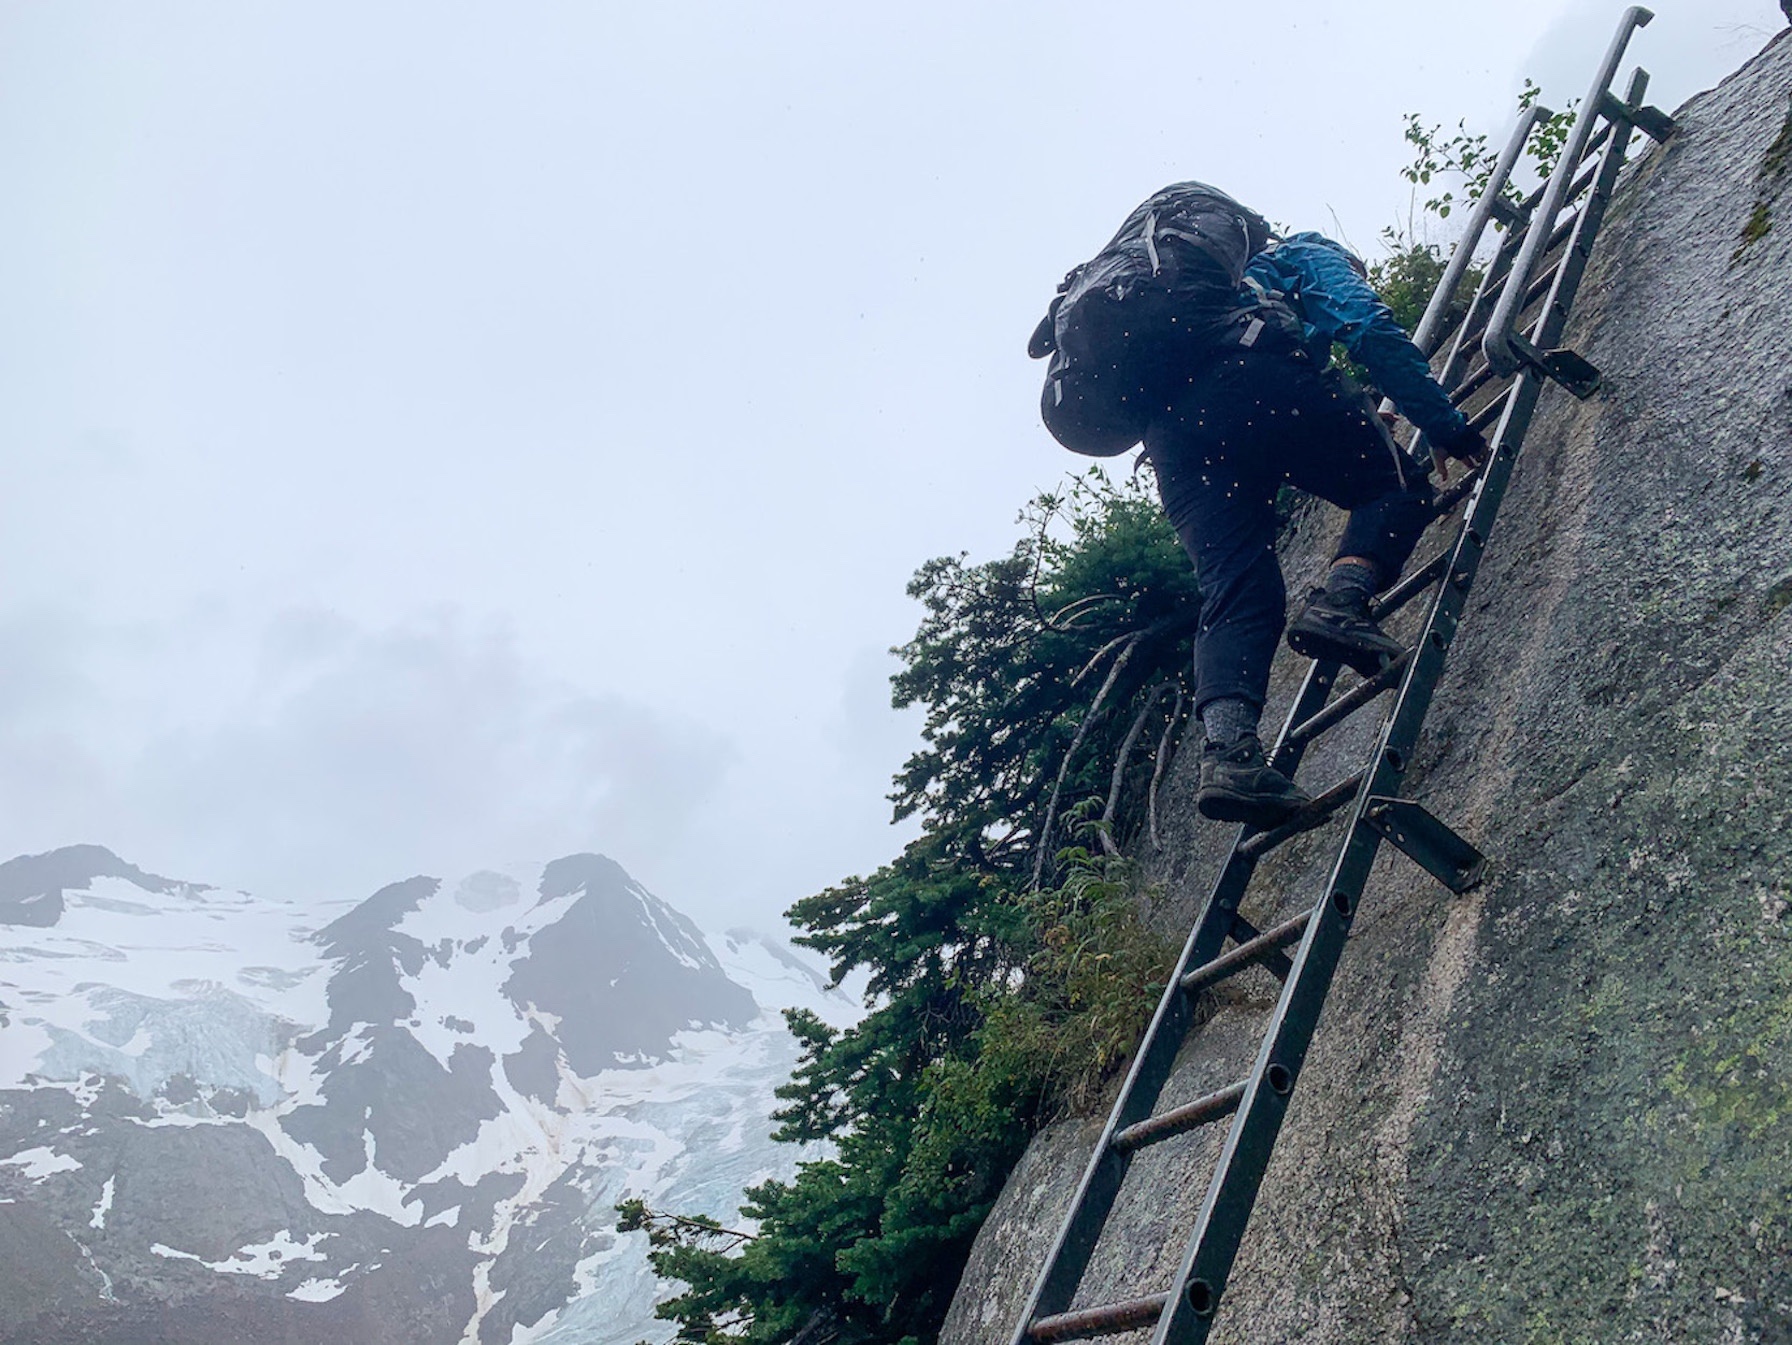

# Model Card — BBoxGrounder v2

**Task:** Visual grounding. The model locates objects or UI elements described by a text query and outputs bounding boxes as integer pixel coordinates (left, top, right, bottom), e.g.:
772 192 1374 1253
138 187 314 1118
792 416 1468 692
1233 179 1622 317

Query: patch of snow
460 1258 506 1345
424 1204 461 1228
71 1234 118 1302
510 1303 562 1344
632 886 706 971
90 1175 115 1229
0 1146 82 1179
124 1108 231 1129
336 1023 377 1067
712 927 862 1030
205 1230 327 1278
244 1110 420 1226
287 1276 349 1303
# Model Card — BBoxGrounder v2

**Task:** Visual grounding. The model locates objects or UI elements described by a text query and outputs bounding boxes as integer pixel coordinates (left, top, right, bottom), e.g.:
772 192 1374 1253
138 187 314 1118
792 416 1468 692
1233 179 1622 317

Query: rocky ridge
0 844 848 1345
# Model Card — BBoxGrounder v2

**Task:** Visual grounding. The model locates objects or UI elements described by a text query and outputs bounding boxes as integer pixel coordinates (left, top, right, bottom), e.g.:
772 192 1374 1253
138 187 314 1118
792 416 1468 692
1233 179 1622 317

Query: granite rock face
945 30 1792 1345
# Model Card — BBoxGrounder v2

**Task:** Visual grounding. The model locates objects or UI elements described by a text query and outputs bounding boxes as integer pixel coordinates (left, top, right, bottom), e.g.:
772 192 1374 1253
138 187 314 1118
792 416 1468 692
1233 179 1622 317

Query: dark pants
1143 349 1435 714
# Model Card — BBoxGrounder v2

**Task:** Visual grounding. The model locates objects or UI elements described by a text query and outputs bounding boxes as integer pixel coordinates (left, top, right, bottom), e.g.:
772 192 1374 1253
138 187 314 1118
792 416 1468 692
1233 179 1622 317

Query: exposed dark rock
502 1024 563 1106
504 853 757 1073
309 876 438 1035
478 1164 599 1344
282 1030 501 1184
945 30 1792 1345
0 844 190 928
0 1201 108 1336
104 1125 316 1262
208 1087 252 1119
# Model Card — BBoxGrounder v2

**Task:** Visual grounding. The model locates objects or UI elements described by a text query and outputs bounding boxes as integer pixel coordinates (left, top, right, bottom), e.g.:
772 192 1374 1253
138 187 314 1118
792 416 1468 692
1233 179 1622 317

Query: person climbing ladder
1032 201 1486 827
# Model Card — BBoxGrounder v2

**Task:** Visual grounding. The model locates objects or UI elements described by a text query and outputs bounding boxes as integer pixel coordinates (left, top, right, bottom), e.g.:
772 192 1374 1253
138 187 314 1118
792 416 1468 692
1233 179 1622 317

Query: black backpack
1029 182 1276 456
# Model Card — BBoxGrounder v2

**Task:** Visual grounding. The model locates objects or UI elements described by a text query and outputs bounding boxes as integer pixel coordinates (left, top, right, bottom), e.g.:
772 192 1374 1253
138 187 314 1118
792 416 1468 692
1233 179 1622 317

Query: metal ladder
1009 10 1675 1344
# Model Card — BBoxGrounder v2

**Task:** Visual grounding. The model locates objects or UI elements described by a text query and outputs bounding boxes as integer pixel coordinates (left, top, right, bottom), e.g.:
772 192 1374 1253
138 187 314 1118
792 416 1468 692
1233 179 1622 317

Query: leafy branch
1400 81 1579 223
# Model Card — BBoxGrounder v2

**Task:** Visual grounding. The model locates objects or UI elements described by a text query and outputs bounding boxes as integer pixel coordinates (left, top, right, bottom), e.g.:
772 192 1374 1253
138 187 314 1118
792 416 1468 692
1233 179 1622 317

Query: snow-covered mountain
0 845 855 1345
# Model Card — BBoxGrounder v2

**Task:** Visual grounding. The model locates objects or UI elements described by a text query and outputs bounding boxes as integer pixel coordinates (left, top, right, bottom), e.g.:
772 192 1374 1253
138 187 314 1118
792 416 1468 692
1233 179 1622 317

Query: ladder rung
1284 651 1412 750
1466 395 1507 434
1448 357 1499 408
1180 913 1311 996
1236 770 1365 860
1228 912 1293 980
1110 1081 1248 1156
1371 548 1453 621
1521 254 1566 313
1427 469 1485 522
1029 1293 1170 1343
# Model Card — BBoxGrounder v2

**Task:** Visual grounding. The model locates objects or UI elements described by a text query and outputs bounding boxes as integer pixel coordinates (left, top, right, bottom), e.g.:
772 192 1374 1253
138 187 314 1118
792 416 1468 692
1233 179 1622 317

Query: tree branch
1101 683 1175 854
1149 685 1187 852
1033 634 1141 888
1071 629 1140 687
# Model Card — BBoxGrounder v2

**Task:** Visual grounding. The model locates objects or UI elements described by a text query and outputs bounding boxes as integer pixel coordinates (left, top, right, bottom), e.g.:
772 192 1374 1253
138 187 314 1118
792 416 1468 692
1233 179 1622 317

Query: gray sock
1201 696 1259 747
1324 558 1380 604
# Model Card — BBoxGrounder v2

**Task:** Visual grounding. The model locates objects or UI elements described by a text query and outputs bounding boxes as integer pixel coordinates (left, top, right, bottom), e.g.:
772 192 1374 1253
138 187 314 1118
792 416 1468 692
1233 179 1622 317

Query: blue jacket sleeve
1277 239 1469 444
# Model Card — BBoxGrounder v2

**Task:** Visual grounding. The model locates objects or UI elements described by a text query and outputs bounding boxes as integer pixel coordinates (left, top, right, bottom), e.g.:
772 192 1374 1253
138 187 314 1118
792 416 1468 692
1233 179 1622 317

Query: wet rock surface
945 30 1792 1345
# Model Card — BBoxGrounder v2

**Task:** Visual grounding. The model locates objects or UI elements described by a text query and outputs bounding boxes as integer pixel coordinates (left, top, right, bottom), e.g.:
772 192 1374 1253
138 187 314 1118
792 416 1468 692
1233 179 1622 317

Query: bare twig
1149 685 1187 851
1033 636 1141 888
1071 629 1140 688
617 1199 757 1250
1046 591 1127 631
1024 494 1062 627
1101 683 1174 854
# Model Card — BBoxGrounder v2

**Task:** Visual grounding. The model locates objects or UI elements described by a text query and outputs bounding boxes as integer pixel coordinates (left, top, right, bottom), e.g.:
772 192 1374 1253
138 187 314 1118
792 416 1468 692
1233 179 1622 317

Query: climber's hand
1434 423 1489 465
1431 424 1489 482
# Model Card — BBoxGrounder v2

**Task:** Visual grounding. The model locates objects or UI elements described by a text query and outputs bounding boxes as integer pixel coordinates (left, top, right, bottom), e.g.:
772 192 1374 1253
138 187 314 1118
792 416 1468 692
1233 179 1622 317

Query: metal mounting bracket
1487 196 1528 229
1362 797 1487 893
1599 88 1677 143
1507 331 1603 398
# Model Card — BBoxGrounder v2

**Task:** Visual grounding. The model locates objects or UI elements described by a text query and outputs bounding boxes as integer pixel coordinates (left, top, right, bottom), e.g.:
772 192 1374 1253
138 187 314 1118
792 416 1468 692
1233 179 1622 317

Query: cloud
1520 0 1783 117
0 607 736 907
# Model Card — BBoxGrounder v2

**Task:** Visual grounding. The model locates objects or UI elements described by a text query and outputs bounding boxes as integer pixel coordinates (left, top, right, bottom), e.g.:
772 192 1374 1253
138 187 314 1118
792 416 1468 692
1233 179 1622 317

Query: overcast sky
0 0 1781 930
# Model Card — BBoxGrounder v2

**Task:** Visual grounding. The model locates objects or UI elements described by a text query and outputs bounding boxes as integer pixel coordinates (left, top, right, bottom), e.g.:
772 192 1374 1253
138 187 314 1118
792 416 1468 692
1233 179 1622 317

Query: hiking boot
1286 586 1407 677
1197 735 1312 827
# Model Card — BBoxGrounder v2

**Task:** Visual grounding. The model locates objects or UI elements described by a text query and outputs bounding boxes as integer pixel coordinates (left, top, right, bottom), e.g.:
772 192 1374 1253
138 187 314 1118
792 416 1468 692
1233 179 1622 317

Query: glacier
0 845 856 1345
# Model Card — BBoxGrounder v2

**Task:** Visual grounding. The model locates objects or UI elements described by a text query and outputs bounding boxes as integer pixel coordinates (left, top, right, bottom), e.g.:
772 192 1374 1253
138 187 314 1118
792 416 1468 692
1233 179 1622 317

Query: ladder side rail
1420 220 1536 456
1524 67 1650 357
1434 147 1609 409
1434 228 1530 396
1006 847 1265 1337
1406 102 1551 359
1483 5 1654 376
1010 653 1349 1340
1153 363 1554 1345
1151 93 1653 1309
